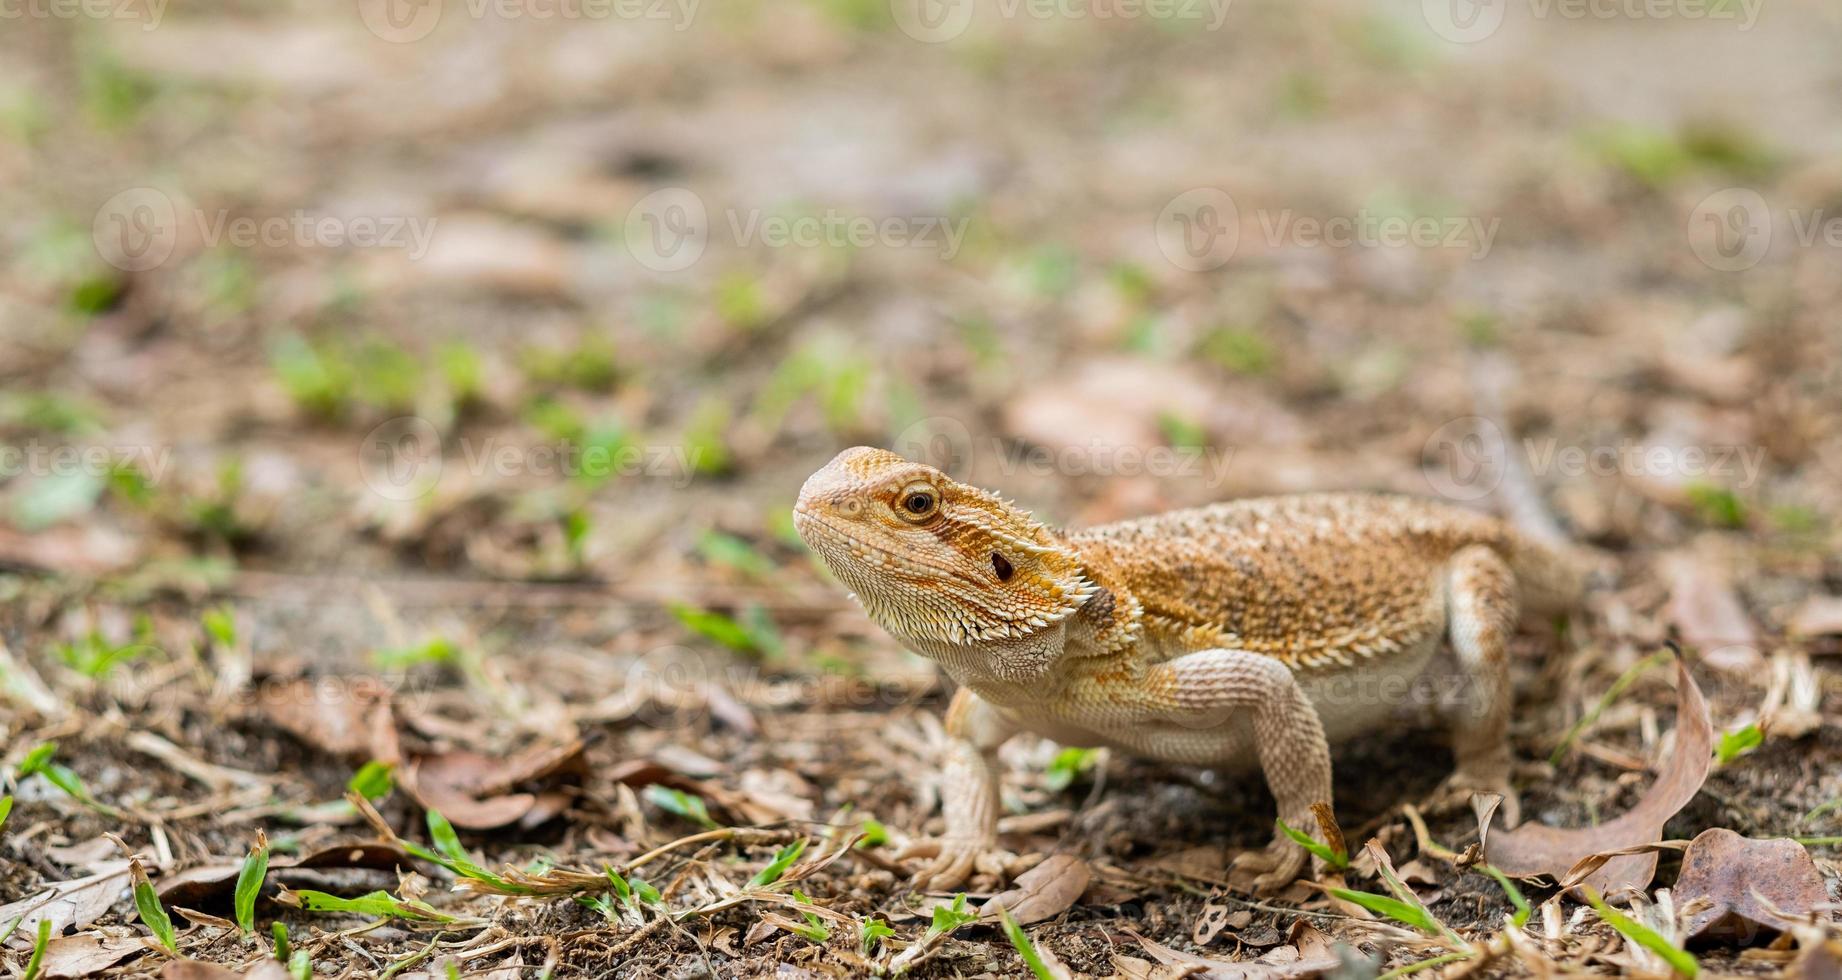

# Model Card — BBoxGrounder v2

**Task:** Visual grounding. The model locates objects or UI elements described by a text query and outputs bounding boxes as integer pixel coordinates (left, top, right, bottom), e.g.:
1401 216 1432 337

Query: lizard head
793 447 1096 649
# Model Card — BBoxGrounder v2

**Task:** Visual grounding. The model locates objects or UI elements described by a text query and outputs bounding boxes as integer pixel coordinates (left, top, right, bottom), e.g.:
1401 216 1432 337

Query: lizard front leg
896 687 1021 891
1162 648 1335 892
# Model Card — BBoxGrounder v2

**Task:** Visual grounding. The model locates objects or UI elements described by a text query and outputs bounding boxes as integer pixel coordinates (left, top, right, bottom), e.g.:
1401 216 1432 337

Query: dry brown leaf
1673 828 1828 943
40 933 145 978
1125 929 1340 979
400 740 585 830
156 843 411 907
1193 902 1234 946
980 853 1090 926
0 862 132 950
254 676 399 762
1662 554 1761 673
1483 656 1712 898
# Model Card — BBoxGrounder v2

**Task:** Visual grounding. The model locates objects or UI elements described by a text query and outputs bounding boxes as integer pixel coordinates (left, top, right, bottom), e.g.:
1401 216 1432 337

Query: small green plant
1043 747 1102 792
783 889 831 942
53 632 150 678
645 785 720 830
1582 887 1698 978
272 922 291 961
1276 817 1349 871
348 760 396 800
371 637 460 671
1685 483 1746 529
926 893 979 940
1200 326 1277 375
291 889 453 922
748 839 808 888
235 832 271 934
697 531 775 580
202 606 238 649
857 818 888 848
0 794 12 830
859 917 895 954
670 603 781 657
16 742 116 815
131 858 179 952
384 808 535 895
1716 723 1763 764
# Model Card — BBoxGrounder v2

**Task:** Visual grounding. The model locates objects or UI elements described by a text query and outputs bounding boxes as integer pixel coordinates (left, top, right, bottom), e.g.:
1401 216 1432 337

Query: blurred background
1 0 1841 971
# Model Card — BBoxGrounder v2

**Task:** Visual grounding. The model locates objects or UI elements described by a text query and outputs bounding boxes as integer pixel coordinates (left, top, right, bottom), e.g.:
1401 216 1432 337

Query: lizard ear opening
991 552 1014 581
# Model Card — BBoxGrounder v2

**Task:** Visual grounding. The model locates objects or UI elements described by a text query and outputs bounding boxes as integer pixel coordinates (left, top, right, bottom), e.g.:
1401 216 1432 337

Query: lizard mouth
792 508 971 583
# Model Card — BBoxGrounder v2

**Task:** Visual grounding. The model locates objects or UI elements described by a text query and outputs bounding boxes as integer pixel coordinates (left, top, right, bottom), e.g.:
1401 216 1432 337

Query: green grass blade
1551 649 1672 764
999 909 1056 980
1582 887 1698 978
235 832 271 934
21 918 51 980
1476 864 1531 928
131 859 178 952
747 839 808 888
1275 817 1348 869
1328 888 1440 934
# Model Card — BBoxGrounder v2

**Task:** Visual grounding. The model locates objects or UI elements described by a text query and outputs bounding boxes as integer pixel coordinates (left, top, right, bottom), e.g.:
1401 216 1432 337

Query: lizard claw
1231 832 1312 895
895 836 1015 892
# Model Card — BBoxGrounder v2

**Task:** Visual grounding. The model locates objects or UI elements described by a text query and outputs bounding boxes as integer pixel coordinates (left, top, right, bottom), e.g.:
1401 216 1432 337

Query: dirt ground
2 0 1841 976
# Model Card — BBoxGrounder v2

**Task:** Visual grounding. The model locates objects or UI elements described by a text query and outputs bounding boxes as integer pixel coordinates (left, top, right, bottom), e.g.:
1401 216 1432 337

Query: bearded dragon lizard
793 447 1587 891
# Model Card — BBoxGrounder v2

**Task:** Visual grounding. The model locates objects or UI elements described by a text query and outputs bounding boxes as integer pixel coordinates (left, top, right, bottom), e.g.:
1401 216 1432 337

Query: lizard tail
1467 350 1613 614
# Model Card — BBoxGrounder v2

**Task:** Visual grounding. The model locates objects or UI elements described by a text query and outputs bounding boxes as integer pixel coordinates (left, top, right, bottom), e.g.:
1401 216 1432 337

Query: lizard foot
1230 832 1312 895
1423 769 1520 827
894 837 1017 892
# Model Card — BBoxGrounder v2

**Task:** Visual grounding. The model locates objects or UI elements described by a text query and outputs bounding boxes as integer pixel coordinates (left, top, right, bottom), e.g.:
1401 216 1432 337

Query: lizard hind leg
1430 543 1522 825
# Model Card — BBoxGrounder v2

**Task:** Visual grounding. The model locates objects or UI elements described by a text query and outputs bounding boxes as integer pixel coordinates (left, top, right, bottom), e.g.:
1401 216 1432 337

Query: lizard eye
991 552 1014 581
897 483 938 522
